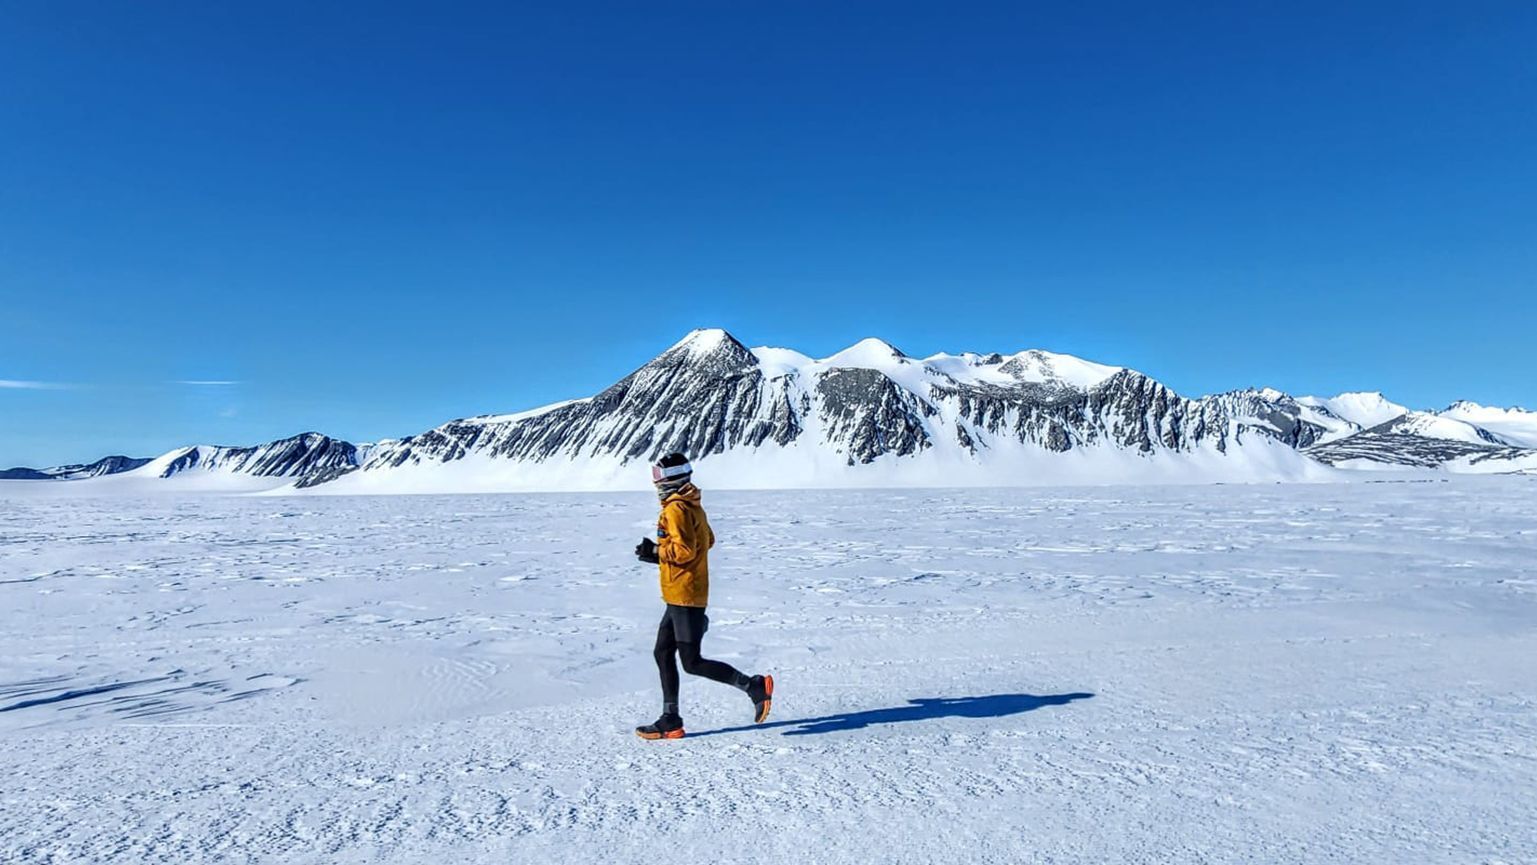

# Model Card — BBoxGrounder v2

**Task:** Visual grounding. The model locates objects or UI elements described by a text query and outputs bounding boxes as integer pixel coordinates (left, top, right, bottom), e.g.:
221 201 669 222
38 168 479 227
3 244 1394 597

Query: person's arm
656 503 699 565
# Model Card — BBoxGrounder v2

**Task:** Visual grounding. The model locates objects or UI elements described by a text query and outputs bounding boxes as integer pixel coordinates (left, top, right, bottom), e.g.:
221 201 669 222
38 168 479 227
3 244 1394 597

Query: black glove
635 537 659 564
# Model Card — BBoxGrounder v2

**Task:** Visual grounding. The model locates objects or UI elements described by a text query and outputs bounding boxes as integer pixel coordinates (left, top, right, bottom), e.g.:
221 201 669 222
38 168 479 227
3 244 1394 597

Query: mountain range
6 329 1536 492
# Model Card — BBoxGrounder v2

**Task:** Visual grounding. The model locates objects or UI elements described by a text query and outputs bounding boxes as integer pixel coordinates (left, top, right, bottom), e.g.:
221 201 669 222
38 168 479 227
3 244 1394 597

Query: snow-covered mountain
1224 391 1536 473
0 455 150 481
4 434 363 491
1200 388 1359 448
9 330 1533 491
302 330 1331 492
1438 401 1537 449
133 433 360 481
1307 413 1537 471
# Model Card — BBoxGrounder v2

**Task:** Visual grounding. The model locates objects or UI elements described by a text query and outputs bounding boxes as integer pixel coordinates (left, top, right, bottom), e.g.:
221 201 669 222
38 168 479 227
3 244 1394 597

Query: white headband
652 462 693 481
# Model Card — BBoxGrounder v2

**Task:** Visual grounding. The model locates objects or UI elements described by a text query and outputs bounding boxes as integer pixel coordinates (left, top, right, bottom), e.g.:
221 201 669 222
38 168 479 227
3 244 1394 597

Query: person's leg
677 640 750 690
668 606 774 724
652 611 681 715
670 605 750 690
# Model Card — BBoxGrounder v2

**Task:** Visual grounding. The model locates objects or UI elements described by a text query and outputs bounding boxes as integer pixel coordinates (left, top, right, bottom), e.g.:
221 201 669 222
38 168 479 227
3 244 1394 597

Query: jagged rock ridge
317 330 1369 487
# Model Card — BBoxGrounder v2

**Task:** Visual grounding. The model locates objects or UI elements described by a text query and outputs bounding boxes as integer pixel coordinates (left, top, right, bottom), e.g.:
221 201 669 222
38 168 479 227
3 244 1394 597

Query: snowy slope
1304 410 1535 472
1297 391 1409 429
1440 401 1537 449
3 481 1534 862
1384 411 1513 446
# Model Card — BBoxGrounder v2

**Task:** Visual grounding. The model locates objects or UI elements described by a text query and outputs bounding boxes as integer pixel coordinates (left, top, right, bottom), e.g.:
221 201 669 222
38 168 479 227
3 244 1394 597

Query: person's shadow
691 692 1094 738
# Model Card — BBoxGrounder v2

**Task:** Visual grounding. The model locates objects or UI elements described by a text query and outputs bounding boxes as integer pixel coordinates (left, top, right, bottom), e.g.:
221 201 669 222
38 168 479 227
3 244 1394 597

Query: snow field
2 479 1535 863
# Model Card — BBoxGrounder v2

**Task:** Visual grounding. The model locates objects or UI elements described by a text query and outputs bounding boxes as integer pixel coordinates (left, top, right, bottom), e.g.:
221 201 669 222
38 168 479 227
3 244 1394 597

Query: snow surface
3 480 1535 863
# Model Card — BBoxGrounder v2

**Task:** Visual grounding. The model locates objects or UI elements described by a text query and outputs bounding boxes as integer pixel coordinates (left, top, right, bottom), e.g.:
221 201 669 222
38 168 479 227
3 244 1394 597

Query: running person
634 452 773 740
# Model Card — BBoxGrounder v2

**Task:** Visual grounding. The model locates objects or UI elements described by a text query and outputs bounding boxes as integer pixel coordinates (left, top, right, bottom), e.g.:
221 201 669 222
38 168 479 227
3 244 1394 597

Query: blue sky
3 2 1535 466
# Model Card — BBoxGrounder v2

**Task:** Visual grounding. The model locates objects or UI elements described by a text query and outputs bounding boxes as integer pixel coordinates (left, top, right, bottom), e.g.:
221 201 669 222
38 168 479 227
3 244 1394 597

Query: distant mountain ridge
0 454 151 481
139 433 360 480
7 330 1536 491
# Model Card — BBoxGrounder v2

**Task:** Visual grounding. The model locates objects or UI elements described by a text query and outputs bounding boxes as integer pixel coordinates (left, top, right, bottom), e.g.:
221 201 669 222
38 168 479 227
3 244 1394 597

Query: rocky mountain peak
650 328 759 376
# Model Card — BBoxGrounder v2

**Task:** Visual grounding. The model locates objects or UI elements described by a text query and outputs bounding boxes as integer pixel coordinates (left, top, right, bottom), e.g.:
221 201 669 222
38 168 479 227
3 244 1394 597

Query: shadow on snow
690 691 1095 738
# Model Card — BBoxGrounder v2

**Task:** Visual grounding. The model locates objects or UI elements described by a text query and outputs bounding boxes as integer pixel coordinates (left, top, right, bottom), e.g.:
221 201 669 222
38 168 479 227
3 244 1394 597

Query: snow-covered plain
3 479 1535 863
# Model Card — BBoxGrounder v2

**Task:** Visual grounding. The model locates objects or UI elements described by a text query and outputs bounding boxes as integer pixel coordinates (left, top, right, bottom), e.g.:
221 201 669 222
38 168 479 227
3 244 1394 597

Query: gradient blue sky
3 2 1535 466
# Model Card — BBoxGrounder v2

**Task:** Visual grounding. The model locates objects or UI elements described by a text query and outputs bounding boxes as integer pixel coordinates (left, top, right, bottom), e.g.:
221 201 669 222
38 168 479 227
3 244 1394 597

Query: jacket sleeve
657 503 699 565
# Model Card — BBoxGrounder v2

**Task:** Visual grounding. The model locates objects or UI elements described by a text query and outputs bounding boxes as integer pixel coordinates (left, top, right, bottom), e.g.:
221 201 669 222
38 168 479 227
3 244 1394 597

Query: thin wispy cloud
0 379 75 390
175 380 241 386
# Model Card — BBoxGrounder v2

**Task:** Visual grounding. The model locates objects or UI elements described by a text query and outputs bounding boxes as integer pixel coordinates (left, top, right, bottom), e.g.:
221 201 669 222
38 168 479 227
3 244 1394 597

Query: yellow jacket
656 484 714 607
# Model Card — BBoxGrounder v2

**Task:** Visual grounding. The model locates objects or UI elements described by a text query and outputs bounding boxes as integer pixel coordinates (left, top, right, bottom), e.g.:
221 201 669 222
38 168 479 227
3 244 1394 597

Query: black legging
654 623 746 705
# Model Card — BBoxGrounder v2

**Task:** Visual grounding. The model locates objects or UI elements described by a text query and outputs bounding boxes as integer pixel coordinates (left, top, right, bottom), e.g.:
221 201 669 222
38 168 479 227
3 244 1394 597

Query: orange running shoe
748 674 774 723
635 713 685 740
